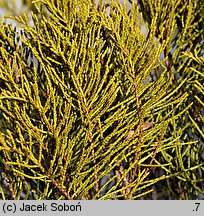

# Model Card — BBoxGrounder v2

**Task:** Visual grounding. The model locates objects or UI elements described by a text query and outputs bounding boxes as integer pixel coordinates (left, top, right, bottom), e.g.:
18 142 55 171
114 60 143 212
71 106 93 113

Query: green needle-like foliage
0 0 203 200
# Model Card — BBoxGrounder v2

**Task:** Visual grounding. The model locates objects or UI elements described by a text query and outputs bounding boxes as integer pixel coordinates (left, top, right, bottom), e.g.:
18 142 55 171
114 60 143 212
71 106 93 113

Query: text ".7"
193 203 200 212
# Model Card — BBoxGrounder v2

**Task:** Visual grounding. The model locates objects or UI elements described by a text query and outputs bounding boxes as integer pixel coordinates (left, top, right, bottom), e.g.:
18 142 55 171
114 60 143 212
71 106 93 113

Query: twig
51 177 72 200
130 70 142 182
127 127 166 199
3 172 16 199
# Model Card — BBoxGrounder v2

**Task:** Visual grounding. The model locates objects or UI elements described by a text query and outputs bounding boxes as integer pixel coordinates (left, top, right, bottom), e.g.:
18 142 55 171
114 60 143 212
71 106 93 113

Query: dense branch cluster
0 0 203 200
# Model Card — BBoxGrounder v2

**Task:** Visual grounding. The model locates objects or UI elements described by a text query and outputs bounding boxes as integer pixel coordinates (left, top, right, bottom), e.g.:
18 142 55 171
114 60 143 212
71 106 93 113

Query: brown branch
130 70 142 182
2 172 16 199
89 121 99 195
51 177 72 200
148 126 166 173
128 127 166 199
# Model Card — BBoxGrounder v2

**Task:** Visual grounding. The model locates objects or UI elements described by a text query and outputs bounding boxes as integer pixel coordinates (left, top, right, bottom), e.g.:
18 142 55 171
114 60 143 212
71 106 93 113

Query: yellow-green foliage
0 0 203 199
